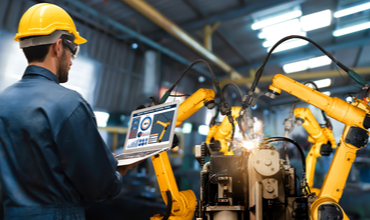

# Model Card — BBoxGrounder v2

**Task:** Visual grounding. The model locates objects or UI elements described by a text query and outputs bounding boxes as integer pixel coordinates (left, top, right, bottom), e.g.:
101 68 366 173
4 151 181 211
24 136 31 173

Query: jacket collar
23 65 60 84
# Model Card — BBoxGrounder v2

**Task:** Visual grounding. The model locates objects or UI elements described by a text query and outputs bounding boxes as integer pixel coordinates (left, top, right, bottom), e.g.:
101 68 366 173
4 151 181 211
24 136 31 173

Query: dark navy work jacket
0 65 123 220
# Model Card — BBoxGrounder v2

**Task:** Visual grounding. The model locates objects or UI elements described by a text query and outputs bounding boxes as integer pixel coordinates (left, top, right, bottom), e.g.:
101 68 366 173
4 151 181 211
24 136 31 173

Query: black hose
162 191 172 220
165 59 222 102
221 82 244 101
248 35 351 94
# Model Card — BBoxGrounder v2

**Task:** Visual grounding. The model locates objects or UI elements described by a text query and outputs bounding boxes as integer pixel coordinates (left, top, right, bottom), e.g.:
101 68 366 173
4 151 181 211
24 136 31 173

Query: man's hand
116 160 143 177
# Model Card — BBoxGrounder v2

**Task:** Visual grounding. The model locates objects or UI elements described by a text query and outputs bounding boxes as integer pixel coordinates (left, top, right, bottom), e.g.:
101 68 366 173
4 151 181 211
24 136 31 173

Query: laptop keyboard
116 149 164 160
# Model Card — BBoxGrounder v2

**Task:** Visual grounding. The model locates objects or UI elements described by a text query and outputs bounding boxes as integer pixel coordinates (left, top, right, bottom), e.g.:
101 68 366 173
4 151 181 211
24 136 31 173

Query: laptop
116 101 180 166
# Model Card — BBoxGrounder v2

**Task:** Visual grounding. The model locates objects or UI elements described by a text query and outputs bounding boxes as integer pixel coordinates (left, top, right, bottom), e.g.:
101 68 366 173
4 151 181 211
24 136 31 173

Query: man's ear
52 39 63 58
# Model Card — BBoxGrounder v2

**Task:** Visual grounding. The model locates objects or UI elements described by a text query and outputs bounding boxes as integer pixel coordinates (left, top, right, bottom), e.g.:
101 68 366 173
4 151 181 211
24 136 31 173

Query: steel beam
45 0 214 79
122 0 244 80
220 67 370 87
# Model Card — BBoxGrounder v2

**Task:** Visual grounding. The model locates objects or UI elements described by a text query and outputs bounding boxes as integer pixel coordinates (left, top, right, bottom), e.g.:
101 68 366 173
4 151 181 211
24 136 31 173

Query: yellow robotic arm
155 120 172 143
151 88 215 220
269 74 370 220
205 106 241 155
294 107 336 195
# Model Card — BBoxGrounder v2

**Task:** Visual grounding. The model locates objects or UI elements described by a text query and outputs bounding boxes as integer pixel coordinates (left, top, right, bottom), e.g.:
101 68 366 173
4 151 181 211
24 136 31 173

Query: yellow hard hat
14 3 87 45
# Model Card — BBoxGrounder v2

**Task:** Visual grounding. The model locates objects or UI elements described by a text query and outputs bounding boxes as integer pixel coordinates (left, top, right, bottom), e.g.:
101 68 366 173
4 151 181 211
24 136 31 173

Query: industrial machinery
195 135 315 220
267 74 370 219
147 39 370 219
206 106 241 155
150 88 216 220
294 107 337 194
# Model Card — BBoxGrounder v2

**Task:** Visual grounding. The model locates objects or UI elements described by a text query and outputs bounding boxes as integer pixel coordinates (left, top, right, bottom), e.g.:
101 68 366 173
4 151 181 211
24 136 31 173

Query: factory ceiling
30 0 370 105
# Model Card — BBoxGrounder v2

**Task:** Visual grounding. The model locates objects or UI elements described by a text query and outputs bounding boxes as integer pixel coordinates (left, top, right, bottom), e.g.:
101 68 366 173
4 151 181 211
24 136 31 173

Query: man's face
57 46 71 83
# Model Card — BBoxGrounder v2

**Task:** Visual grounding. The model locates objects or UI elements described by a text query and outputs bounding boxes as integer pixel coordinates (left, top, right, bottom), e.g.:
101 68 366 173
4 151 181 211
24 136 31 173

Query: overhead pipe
122 0 243 80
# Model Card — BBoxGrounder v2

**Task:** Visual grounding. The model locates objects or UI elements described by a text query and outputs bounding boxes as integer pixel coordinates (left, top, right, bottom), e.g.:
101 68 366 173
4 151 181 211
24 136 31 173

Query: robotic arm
294 107 336 195
151 88 215 220
206 107 241 155
269 74 370 220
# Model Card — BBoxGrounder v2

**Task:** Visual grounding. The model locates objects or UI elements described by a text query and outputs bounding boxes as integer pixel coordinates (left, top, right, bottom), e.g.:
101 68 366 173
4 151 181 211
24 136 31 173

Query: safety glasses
62 38 79 60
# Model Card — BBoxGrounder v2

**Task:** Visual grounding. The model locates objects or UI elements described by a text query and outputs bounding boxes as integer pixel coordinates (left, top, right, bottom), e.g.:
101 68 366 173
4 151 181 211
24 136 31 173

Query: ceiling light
322 91 331 96
313 78 331 88
259 19 302 39
333 21 370 36
268 39 308 53
252 10 302 30
283 55 332 73
308 55 332 68
262 32 306 47
334 2 370 18
301 9 332 31
283 60 308 73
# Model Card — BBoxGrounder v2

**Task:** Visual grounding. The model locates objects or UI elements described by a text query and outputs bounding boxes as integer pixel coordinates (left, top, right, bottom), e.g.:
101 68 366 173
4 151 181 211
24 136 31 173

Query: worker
0 3 141 220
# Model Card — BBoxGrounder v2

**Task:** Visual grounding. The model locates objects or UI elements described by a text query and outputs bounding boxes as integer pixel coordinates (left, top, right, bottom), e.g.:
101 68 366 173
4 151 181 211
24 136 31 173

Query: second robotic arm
269 74 370 220
294 107 336 194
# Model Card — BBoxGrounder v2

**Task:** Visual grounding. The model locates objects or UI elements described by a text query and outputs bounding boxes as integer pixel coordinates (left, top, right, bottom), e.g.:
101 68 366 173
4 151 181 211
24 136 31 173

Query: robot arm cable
241 35 368 114
160 59 222 104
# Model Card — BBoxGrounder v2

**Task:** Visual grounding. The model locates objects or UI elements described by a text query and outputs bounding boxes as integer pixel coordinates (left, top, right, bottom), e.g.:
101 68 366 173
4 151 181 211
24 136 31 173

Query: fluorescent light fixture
269 39 308 53
262 32 306 47
198 125 209 136
313 78 331 88
333 21 370 36
182 123 193 134
322 91 331 96
94 111 110 127
283 55 332 73
308 55 332 68
301 9 332 31
283 60 308 73
252 10 302 30
259 19 302 39
334 2 370 18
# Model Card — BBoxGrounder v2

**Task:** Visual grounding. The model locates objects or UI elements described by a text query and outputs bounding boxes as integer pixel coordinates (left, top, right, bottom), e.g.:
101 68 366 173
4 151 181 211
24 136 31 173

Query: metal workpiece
253 149 280 177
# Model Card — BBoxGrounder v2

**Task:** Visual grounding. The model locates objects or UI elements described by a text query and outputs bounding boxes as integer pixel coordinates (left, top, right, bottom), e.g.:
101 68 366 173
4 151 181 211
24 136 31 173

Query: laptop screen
124 101 179 151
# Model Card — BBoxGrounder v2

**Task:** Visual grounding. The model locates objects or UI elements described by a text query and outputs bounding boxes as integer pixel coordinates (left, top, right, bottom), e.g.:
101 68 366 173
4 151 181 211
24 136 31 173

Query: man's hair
22 44 52 63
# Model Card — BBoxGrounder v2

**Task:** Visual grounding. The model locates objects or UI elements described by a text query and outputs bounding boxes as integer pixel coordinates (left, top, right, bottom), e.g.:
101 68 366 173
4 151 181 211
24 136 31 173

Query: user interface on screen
126 103 177 149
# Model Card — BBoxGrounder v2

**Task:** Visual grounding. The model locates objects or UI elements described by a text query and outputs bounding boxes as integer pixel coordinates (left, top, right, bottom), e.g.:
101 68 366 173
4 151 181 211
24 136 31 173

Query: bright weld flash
243 140 257 150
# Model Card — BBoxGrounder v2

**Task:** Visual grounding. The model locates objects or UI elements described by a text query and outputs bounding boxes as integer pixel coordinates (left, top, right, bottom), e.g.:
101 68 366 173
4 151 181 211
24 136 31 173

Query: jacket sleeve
54 101 123 202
